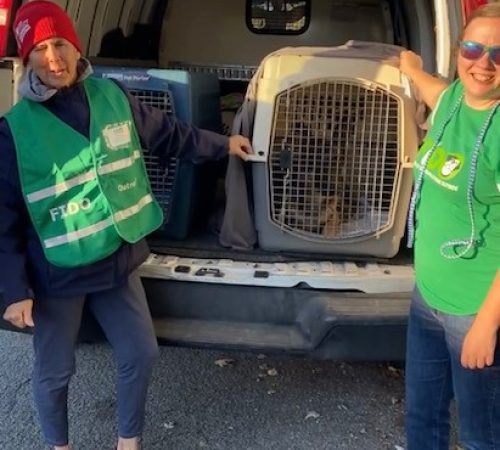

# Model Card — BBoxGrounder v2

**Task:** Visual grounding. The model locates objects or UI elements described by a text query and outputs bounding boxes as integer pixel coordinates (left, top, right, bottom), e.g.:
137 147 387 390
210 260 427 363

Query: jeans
32 271 159 447
405 288 500 450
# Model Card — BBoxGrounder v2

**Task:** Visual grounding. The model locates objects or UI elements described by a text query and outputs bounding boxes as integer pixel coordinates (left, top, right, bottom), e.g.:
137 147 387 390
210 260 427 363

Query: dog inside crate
270 80 397 239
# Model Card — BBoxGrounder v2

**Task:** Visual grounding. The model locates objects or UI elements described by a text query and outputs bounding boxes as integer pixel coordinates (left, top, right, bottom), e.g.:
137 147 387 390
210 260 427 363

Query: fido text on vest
49 198 92 222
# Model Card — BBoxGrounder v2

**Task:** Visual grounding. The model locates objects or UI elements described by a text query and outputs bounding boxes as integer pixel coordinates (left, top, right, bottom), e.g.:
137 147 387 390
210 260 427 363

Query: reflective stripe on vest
6 78 163 267
44 193 154 248
26 150 142 203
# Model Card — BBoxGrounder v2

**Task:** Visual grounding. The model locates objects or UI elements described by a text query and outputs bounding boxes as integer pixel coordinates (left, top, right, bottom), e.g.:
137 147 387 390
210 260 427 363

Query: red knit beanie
13 0 82 64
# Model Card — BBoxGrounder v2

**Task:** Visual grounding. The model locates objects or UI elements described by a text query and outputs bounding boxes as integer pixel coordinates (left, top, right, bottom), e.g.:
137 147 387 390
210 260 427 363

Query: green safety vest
5 77 163 268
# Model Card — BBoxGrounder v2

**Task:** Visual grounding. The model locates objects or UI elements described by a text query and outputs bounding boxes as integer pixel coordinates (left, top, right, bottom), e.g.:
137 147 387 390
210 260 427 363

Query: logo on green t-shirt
417 142 464 190
426 146 464 180
439 154 463 179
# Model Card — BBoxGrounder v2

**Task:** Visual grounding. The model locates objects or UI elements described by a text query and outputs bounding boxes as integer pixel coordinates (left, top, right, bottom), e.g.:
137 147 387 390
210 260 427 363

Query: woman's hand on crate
399 50 424 77
228 135 253 161
398 50 448 109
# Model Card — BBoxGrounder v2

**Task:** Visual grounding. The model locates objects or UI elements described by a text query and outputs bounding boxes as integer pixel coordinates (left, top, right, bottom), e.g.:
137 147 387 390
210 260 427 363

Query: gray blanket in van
219 40 426 250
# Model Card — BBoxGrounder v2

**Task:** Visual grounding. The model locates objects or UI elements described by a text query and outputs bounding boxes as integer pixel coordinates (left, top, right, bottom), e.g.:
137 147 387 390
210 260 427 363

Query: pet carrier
92 66 222 239
0 57 22 117
250 52 418 258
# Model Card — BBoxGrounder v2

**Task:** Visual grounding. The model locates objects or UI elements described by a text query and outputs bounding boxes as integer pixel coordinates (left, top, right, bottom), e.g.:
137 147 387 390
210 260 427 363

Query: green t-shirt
414 80 500 315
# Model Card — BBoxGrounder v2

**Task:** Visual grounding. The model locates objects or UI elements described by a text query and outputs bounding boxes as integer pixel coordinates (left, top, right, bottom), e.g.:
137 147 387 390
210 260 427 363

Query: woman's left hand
399 50 424 77
228 135 253 161
461 317 498 369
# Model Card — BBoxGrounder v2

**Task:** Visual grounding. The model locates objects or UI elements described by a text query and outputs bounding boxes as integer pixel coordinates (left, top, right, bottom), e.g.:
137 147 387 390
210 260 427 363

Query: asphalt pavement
0 330 458 450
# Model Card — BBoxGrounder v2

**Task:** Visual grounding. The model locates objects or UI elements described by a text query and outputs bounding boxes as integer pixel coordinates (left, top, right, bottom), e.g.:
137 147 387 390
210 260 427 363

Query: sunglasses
459 41 500 65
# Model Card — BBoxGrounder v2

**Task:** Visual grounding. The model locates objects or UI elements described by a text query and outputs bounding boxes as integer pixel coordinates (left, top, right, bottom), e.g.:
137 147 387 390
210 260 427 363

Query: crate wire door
129 88 178 223
269 78 400 241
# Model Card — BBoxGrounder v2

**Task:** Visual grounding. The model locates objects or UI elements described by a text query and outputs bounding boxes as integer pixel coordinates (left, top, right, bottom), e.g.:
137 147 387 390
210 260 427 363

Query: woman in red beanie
0 2 252 450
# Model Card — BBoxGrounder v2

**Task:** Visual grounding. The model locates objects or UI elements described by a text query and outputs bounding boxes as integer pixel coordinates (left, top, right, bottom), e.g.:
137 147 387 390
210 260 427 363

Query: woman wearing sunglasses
399 3 500 450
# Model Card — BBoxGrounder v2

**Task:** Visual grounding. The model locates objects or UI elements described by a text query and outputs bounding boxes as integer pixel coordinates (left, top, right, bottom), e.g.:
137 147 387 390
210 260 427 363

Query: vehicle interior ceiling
85 0 435 265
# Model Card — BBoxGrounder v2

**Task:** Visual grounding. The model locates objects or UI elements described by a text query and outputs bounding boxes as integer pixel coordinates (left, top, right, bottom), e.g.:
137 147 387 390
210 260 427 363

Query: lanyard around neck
407 95 499 259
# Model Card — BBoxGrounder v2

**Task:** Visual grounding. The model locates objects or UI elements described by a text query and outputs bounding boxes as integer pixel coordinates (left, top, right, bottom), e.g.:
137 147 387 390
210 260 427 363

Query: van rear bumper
0 280 411 361
143 278 411 361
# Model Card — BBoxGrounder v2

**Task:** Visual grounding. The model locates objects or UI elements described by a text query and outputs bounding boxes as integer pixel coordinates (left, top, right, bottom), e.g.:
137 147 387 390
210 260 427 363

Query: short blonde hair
459 3 500 41
466 3 500 26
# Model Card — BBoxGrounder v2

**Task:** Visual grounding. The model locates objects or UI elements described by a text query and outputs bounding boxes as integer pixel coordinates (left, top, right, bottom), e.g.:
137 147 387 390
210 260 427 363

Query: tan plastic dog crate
250 51 418 258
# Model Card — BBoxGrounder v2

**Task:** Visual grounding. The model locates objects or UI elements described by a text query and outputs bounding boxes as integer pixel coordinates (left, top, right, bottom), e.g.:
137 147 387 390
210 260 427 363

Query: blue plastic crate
92 66 222 239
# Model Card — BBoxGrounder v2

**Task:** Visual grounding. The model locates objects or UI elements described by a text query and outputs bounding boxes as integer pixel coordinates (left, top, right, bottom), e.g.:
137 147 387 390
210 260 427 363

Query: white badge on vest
102 122 132 150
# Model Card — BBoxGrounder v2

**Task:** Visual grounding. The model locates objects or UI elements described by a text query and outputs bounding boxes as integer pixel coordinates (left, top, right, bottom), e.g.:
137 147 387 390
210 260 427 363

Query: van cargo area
0 0 456 360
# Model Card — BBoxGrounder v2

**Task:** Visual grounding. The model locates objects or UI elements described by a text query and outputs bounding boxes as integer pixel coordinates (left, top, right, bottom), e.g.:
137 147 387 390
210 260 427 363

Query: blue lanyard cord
439 102 499 259
407 96 499 259
406 96 463 249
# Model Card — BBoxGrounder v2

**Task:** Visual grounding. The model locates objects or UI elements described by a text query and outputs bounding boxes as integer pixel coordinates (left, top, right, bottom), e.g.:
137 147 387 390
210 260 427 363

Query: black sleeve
0 119 35 306
112 80 229 165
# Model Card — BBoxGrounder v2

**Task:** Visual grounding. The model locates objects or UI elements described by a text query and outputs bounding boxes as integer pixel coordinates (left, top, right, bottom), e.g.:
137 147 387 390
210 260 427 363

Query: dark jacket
0 79 229 306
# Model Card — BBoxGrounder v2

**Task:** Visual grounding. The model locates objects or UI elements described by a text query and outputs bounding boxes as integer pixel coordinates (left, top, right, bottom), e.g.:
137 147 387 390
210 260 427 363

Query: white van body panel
434 0 463 80
140 254 415 294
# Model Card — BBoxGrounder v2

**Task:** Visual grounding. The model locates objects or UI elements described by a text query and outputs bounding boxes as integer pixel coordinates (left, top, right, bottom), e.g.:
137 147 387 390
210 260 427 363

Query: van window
246 0 310 35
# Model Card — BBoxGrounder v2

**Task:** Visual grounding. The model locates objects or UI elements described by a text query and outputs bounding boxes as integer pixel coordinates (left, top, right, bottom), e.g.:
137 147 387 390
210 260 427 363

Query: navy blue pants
405 288 500 450
32 271 159 447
